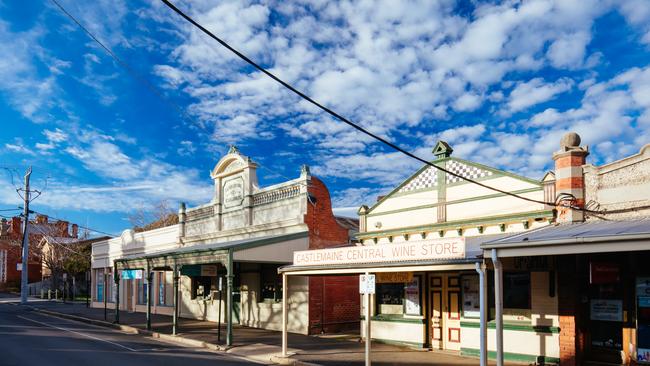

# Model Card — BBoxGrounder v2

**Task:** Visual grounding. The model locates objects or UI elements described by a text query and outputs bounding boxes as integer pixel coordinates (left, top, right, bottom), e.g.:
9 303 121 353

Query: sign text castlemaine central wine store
293 237 466 266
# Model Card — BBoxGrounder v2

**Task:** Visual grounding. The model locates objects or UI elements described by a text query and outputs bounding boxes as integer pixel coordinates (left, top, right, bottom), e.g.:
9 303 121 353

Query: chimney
0 218 7 236
36 214 48 224
56 221 69 237
553 132 589 223
72 224 78 238
10 217 22 236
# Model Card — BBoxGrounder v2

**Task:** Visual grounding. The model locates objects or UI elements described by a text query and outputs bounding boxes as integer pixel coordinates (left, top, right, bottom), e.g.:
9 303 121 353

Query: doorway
430 273 461 351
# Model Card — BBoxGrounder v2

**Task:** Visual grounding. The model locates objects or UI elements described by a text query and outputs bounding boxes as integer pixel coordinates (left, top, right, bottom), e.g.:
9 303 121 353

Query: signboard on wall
590 299 623 321
590 262 620 284
223 177 244 208
293 237 466 266
121 269 143 280
376 272 413 283
201 265 218 277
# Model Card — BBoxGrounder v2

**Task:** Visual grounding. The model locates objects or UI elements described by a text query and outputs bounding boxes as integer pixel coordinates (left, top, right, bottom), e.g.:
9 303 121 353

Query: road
0 299 261 366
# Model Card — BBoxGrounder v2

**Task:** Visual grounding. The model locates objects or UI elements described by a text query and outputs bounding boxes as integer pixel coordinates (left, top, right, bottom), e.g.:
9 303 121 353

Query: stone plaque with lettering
223 177 244 208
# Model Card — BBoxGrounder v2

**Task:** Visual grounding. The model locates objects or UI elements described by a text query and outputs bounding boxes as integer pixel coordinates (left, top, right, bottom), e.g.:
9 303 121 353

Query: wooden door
445 276 462 351
430 274 461 351
430 275 443 349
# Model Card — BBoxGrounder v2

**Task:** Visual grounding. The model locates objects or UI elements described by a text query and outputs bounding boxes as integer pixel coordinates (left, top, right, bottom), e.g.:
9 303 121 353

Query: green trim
369 188 543 218
361 314 427 324
460 320 560 334
357 210 554 239
461 348 560 364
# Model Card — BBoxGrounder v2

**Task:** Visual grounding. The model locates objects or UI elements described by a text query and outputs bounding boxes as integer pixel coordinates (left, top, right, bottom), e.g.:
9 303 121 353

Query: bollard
41 289 44 299
55 289 59 300
48 289 52 300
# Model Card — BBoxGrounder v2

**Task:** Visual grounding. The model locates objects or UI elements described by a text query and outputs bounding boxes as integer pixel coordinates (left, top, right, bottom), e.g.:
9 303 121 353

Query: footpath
16 296 514 366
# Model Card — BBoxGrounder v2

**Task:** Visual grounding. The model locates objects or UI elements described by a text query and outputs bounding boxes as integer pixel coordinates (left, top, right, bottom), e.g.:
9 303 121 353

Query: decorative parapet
253 183 302 206
185 204 215 222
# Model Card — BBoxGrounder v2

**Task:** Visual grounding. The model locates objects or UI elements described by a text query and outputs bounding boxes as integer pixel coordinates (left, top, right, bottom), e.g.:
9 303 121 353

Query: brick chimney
55 220 69 237
10 217 22 236
36 214 48 224
72 224 78 238
553 132 589 223
0 218 7 236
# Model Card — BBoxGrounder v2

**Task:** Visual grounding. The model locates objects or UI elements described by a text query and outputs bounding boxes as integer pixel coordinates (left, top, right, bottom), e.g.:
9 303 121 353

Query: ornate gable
398 166 438 192
445 160 493 184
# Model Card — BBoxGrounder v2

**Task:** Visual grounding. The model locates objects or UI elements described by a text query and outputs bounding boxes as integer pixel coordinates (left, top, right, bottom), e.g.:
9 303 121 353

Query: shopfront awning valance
482 219 650 258
115 231 309 270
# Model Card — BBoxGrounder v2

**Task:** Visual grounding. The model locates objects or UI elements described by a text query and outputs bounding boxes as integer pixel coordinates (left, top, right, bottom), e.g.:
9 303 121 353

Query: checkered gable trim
446 161 492 184
399 166 438 192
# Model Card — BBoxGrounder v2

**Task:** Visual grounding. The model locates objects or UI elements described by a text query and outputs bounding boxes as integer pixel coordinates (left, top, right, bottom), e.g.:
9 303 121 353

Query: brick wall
557 256 578 366
305 177 360 334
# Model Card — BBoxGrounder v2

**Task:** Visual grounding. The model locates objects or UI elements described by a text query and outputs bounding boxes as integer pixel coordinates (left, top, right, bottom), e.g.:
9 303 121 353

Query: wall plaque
223 177 244 208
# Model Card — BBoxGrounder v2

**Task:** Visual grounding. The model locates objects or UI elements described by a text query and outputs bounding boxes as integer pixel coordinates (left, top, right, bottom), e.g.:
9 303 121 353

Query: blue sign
640 297 650 308
121 269 143 280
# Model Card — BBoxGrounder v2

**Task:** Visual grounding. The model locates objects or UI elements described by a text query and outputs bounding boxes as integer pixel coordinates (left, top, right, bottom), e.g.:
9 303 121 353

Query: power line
30 210 115 237
159 0 583 211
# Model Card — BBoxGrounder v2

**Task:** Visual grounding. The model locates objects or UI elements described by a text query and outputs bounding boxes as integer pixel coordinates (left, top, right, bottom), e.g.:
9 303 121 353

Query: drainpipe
491 249 504 366
226 248 234 346
475 261 487 366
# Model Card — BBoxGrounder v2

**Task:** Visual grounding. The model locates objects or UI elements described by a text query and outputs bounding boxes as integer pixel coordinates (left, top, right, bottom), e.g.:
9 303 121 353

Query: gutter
481 232 650 249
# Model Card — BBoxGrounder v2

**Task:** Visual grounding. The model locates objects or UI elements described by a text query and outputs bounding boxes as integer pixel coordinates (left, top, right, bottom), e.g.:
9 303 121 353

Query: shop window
503 272 530 309
191 276 214 300
377 283 404 315
158 271 173 306
260 264 282 303
137 278 148 305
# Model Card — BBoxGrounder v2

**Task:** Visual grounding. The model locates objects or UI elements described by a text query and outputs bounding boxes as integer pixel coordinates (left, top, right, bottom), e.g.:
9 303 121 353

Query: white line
16 315 138 352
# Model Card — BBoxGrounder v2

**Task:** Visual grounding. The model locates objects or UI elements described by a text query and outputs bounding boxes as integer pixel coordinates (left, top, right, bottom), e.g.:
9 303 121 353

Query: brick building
0 215 79 290
91 147 359 344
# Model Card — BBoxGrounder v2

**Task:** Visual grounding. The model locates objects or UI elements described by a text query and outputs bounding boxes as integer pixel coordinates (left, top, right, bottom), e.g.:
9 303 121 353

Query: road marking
17 315 139 352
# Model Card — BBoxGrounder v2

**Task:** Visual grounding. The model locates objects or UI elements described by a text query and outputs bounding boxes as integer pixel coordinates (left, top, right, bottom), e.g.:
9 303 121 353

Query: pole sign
360 274 376 294
16 263 22 271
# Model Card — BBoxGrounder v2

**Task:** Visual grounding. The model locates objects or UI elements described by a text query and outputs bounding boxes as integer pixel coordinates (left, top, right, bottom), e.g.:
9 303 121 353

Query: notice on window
405 277 420 315
590 299 623 321
462 276 480 318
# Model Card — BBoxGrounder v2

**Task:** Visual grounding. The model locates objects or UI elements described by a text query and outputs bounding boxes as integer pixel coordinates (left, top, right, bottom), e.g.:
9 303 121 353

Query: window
137 278 148 305
158 271 173 306
191 276 214 300
503 272 530 309
377 283 404 315
260 264 282 302
95 268 104 302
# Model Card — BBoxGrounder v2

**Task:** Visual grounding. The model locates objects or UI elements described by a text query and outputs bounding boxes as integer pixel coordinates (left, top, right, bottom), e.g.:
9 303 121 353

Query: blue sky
1 0 650 236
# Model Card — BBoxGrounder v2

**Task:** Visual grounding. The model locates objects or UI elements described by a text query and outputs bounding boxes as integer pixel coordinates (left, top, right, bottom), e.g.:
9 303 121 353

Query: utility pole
20 167 32 305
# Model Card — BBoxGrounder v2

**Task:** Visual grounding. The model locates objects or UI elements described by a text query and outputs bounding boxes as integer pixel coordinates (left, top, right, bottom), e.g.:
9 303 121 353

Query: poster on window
405 277 421 315
590 299 623 321
462 275 480 318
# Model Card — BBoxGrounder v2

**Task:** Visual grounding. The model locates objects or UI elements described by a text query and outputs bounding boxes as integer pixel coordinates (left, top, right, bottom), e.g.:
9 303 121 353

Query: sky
1 0 650 236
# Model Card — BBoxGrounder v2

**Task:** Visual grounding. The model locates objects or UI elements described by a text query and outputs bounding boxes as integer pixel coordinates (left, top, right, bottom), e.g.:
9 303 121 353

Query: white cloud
506 77 573 114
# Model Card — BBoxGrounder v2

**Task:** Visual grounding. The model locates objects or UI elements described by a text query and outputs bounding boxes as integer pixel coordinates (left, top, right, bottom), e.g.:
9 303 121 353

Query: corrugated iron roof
482 219 650 248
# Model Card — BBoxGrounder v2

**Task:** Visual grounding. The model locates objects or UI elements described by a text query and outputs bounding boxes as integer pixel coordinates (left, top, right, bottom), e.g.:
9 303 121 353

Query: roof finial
432 141 453 159
228 145 239 154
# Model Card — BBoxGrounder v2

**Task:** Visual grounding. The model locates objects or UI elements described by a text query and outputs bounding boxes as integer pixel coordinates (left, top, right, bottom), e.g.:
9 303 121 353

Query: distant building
0 215 79 290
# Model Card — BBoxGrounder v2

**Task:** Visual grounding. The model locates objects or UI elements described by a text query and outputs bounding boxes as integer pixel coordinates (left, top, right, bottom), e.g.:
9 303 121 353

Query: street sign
359 274 375 294
16 263 22 271
218 276 223 291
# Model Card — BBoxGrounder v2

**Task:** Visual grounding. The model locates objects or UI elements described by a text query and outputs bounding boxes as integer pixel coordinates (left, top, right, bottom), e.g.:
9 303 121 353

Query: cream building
91 147 358 344
280 141 558 363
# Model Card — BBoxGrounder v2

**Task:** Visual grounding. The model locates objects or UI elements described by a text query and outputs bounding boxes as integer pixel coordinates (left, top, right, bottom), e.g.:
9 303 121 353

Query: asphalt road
0 301 261 366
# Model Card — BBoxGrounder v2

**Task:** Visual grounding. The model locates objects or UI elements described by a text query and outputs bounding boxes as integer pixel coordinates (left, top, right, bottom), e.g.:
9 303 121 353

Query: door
430 273 462 351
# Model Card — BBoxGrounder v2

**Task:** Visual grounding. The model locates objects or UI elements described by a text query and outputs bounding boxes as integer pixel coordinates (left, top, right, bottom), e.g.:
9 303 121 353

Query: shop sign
201 265 218 277
121 269 143 280
514 256 551 270
590 299 623 321
293 237 466 266
359 274 375 294
637 278 650 296
376 272 413 283
590 262 620 284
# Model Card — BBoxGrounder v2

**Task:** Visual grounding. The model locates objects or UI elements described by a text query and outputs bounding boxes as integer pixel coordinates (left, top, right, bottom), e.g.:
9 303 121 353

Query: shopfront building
91 146 358 343
279 140 557 362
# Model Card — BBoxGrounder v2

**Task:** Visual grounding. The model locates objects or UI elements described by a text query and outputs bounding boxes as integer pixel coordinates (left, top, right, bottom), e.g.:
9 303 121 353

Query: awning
279 233 512 275
482 219 650 258
115 231 309 270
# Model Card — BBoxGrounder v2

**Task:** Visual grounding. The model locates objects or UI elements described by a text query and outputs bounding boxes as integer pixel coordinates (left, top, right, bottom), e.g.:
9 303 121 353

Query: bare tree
128 200 178 233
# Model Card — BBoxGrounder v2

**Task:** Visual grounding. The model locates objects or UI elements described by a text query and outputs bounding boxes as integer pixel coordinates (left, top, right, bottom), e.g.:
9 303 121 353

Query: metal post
146 264 152 330
86 270 90 308
103 272 108 321
492 249 504 366
475 262 488 366
172 264 179 335
226 249 234 346
218 277 222 343
281 273 288 357
365 271 371 366
115 268 120 324
20 167 31 305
